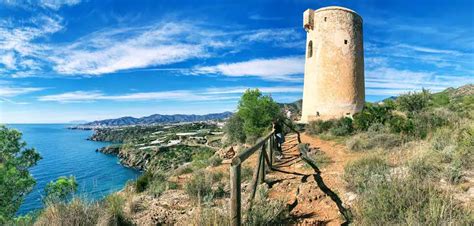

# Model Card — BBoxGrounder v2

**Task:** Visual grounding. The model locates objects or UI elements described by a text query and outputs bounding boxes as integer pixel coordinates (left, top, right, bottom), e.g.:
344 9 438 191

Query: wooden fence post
269 135 274 166
230 164 241 226
258 143 266 184
267 137 272 168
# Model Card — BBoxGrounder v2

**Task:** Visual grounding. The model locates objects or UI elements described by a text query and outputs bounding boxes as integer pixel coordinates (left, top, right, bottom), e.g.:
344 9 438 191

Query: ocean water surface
8 124 140 215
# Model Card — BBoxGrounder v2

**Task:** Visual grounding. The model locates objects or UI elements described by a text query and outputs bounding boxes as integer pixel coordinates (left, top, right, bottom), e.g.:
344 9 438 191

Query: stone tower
301 6 365 123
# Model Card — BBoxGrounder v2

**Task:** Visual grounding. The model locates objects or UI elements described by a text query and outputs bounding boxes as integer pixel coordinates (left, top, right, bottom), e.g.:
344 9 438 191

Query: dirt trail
266 133 360 225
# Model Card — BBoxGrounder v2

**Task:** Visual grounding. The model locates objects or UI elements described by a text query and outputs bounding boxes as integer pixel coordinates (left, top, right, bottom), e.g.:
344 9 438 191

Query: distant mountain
81 112 233 127
69 120 89 124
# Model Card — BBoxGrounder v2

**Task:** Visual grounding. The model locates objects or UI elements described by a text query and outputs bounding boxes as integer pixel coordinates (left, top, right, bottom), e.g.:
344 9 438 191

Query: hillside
79 112 233 127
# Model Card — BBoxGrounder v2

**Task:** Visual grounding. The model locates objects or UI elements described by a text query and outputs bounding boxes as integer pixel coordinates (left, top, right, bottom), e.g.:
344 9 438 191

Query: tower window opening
344 40 348 44
307 41 313 58
324 17 327 22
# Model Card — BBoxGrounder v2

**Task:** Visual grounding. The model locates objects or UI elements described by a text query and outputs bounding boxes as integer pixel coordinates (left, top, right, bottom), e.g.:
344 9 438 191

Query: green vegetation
355 176 470 225
344 156 389 193
184 170 226 202
224 114 246 144
0 126 42 223
43 176 78 204
226 89 281 144
338 85 474 225
245 185 289 225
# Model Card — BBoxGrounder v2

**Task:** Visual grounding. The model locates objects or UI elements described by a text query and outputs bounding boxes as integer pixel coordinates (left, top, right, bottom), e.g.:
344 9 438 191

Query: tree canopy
230 89 281 143
0 126 41 223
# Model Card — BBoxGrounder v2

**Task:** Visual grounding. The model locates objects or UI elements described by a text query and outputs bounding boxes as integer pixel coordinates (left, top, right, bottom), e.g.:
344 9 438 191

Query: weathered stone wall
301 6 365 122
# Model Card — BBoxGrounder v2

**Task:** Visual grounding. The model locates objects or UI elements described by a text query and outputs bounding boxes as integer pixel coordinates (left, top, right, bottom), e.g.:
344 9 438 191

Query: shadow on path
298 143 353 225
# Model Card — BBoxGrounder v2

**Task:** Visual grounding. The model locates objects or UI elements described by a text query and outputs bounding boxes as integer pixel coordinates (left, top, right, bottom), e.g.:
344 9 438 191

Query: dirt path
266 133 360 225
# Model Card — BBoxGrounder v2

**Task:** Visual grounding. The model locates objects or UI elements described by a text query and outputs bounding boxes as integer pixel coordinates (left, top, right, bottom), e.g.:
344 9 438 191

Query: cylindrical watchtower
301 6 365 123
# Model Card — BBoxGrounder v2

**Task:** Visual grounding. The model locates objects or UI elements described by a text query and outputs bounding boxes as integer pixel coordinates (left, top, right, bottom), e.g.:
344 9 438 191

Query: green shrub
446 159 463 184
355 177 471 225
135 171 153 193
245 185 289 225
34 199 101 226
306 119 334 135
329 117 354 136
147 172 178 196
454 124 474 169
346 132 402 151
408 154 441 181
396 89 431 112
43 176 78 204
209 155 223 167
224 114 246 144
103 194 133 225
344 156 389 193
184 171 225 201
191 149 215 169
353 103 393 131
173 164 194 176
309 150 333 168
192 206 230 225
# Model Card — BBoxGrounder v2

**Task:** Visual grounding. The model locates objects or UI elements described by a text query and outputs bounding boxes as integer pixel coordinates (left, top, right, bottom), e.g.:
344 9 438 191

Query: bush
135 171 153 193
184 171 225 202
306 119 334 135
103 194 133 225
353 103 393 131
224 114 246 144
209 155 223 167
192 206 230 225
344 156 389 193
43 176 78 204
245 185 289 225
408 154 441 181
191 149 215 169
454 124 474 169
329 117 354 136
146 172 178 196
346 132 402 151
396 89 431 112
309 150 333 168
34 199 101 226
355 177 471 225
173 164 194 176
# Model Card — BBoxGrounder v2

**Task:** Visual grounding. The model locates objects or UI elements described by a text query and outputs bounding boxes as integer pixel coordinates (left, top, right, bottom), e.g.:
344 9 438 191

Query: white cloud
0 0 81 10
38 85 303 103
38 0 81 10
0 13 304 77
0 14 63 73
0 52 16 69
0 86 45 97
193 56 304 81
365 66 474 96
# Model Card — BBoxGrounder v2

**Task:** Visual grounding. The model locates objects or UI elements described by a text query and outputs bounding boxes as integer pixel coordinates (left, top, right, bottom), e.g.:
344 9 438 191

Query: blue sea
7 124 141 215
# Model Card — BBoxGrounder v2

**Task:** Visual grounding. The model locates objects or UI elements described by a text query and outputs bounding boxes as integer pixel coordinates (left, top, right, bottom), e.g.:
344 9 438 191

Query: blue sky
0 0 473 123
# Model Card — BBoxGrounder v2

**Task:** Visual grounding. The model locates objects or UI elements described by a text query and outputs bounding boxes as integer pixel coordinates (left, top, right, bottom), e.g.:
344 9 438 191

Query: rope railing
229 119 301 226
